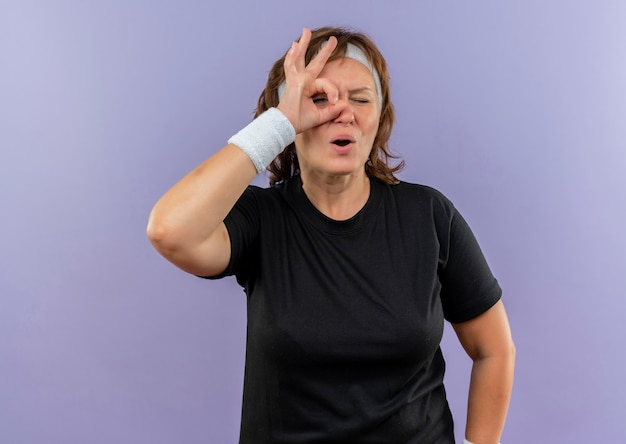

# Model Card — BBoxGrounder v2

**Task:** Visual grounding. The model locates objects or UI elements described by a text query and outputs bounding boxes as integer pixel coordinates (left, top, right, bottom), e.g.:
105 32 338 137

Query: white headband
278 42 383 109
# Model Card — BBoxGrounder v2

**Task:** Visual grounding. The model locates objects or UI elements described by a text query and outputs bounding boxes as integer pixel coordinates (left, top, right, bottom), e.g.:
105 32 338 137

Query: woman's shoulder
228 183 287 220
385 180 456 211
239 178 302 213
242 183 283 200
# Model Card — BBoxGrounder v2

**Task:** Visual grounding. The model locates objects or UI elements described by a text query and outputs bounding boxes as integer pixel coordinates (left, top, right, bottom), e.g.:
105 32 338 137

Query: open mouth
332 139 353 147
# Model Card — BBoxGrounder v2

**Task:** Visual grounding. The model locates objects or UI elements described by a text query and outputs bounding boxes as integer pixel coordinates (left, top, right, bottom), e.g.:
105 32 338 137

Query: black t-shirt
209 175 501 443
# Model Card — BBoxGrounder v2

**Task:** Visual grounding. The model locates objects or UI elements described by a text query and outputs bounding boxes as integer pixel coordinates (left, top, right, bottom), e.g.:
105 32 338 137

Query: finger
306 36 338 78
293 27 311 71
313 77 339 105
317 99 346 125
298 27 312 49
283 28 317 94
283 41 298 80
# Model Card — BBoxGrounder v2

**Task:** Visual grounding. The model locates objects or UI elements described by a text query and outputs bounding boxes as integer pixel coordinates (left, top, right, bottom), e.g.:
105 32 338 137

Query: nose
333 99 354 125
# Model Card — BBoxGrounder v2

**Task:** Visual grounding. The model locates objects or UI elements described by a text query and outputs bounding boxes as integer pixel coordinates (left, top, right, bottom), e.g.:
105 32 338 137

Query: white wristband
228 107 296 174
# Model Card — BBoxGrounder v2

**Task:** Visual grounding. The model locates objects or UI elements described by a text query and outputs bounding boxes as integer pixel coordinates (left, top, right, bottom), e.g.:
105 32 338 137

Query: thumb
316 100 346 125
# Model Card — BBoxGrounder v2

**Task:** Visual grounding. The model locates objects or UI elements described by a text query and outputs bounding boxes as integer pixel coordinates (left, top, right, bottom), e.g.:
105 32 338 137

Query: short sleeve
200 186 261 283
439 208 502 323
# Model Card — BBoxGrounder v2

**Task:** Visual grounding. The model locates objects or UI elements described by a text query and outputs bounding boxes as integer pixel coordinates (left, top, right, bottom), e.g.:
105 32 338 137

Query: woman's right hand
277 28 342 134
148 28 343 277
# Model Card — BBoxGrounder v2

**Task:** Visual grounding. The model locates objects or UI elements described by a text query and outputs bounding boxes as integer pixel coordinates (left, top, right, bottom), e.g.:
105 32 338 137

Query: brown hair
255 26 404 186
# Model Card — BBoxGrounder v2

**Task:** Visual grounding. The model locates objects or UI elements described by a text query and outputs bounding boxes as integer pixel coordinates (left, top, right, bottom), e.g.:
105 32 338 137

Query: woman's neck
300 170 370 221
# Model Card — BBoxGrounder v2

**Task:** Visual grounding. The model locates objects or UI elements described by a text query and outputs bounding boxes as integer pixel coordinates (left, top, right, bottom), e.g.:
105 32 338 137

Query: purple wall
2 1 625 442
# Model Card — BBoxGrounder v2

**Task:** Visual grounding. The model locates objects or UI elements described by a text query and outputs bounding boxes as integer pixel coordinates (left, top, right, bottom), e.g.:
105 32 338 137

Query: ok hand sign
277 28 344 134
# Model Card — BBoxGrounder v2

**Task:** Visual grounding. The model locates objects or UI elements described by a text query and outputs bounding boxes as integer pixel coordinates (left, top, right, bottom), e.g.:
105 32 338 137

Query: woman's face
295 57 380 180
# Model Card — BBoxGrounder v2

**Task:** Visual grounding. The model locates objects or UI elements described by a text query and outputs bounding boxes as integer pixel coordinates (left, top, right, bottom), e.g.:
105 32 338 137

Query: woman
147 26 515 444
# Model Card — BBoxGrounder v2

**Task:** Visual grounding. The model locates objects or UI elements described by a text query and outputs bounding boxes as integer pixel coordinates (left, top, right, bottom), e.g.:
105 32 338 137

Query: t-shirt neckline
283 174 383 235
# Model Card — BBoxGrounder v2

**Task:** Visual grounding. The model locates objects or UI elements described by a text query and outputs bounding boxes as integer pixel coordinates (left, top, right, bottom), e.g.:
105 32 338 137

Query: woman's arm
146 144 257 276
452 299 515 444
146 28 344 276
